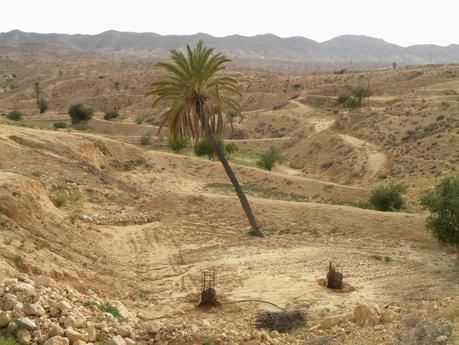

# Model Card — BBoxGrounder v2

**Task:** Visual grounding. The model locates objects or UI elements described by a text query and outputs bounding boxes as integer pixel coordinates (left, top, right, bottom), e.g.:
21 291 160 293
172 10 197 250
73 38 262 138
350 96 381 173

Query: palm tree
148 41 264 237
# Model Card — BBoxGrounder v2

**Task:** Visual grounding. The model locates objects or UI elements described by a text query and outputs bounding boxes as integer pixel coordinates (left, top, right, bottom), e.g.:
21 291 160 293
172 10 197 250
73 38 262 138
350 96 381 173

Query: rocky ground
1 273 458 345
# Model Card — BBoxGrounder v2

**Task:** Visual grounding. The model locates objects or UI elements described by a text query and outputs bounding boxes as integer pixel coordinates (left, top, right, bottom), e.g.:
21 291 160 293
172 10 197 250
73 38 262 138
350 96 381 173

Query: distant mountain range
1 30 459 67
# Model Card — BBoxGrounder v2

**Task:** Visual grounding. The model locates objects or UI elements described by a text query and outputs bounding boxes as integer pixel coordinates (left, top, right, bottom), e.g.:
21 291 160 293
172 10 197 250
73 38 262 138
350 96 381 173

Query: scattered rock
109 335 126 345
16 328 32 344
0 311 13 327
25 303 46 317
16 317 37 331
44 336 69 345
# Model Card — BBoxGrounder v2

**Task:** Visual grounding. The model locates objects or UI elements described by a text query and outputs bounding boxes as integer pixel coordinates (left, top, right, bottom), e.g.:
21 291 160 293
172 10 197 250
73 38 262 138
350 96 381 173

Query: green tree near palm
148 41 264 237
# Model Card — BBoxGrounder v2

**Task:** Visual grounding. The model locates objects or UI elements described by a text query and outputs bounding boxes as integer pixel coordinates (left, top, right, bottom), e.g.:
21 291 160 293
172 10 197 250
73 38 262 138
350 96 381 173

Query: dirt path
339 134 387 179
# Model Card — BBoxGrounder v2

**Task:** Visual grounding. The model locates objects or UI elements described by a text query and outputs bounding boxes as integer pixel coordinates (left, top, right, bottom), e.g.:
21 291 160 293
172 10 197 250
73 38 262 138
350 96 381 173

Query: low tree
68 104 93 124
227 111 239 133
421 176 459 259
148 41 264 236
369 183 406 211
392 62 397 69
353 86 372 107
225 143 238 158
257 146 282 171
38 98 48 113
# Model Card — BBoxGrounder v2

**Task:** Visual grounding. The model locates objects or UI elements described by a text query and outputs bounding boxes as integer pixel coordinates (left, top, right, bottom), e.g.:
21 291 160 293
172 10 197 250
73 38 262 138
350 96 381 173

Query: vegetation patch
82 301 125 321
207 182 308 202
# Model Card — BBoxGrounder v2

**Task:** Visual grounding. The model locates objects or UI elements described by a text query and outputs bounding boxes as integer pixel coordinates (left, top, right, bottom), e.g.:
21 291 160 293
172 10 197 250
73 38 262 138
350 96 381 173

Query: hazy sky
2 0 458 47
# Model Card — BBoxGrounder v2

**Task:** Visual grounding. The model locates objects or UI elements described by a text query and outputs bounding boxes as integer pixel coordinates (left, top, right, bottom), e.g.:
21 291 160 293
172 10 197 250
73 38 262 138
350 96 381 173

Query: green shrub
225 143 238 158
83 301 124 320
135 116 144 125
68 103 93 124
193 139 224 159
369 183 406 211
38 98 48 113
421 176 459 257
140 134 151 146
53 122 67 129
256 146 282 171
104 111 119 120
337 93 351 105
7 110 22 121
169 137 188 153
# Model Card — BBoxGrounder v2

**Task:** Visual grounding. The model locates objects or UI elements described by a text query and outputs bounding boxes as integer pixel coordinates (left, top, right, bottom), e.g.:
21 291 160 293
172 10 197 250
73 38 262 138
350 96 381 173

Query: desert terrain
0 44 458 345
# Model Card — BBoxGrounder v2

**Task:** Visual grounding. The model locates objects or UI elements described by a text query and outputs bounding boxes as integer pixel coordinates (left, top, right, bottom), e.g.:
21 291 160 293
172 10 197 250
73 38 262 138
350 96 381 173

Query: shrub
104 111 119 120
420 176 459 257
194 139 225 159
169 137 188 153
135 116 144 125
140 133 151 146
225 143 238 158
38 98 48 113
53 122 67 129
369 183 406 211
68 103 93 124
7 110 22 121
256 146 282 171
337 93 351 105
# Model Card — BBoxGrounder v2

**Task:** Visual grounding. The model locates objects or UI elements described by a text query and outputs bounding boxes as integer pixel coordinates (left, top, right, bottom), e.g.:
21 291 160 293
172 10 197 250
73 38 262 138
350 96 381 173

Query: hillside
0 45 458 344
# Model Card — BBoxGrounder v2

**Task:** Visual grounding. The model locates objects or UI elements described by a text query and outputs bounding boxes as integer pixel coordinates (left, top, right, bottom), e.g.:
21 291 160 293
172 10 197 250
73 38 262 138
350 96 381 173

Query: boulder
55 300 72 312
73 341 86 345
44 336 70 345
86 325 97 342
320 314 349 329
14 283 35 294
2 293 18 310
352 304 380 327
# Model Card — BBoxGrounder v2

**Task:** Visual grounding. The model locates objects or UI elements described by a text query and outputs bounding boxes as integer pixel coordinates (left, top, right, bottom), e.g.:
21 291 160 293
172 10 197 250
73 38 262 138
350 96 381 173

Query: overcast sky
2 0 458 47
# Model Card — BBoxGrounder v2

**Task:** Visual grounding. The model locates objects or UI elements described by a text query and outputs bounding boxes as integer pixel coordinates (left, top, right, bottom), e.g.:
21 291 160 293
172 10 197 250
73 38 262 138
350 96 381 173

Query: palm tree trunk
206 127 264 237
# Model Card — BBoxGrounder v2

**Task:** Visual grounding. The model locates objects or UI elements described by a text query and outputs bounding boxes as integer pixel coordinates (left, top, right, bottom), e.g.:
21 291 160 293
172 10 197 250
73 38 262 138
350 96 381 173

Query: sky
2 0 458 47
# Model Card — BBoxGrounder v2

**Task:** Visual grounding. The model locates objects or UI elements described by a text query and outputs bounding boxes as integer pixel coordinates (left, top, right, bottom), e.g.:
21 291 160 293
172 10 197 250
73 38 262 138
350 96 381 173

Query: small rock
124 339 135 345
50 307 60 317
64 328 86 343
50 324 65 337
17 328 32 344
3 294 18 310
435 335 448 344
55 300 72 312
73 341 86 345
17 317 37 331
44 336 69 345
86 325 97 342
109 335 126 345
146 322 160 334
25 303 46 317
0 311 13 327
116 325 131 337
201 320 211 328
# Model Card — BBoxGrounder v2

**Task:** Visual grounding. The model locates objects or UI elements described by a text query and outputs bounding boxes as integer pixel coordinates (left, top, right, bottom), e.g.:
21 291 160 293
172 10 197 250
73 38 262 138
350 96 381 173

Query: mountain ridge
1 30 458 65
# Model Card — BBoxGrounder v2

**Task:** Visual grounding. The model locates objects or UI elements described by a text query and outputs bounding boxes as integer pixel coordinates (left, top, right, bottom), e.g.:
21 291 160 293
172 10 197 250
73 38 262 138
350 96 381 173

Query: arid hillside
0 47 458 344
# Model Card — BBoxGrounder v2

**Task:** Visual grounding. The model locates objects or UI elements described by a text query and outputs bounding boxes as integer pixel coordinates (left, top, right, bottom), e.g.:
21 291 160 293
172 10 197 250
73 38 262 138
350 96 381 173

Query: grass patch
31 170 41 177
73 123 88 131
0 336 20 345
370 254 392 262
229 151 262 168
52 189 81 208
207 182 309 203
83 301 124 321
